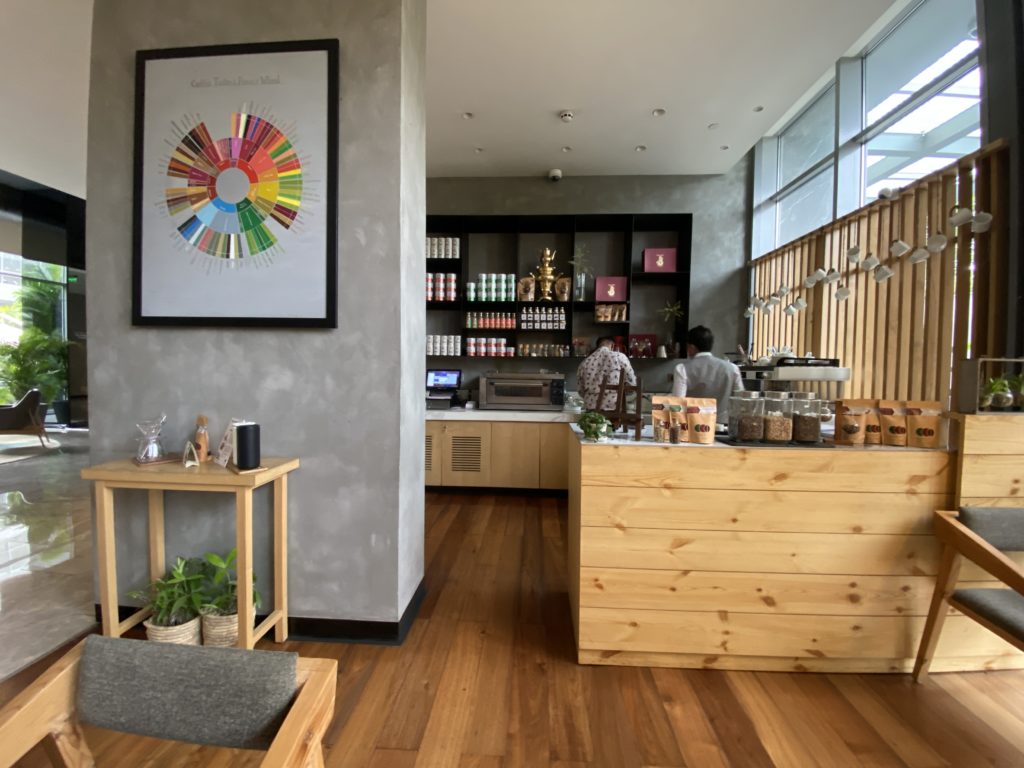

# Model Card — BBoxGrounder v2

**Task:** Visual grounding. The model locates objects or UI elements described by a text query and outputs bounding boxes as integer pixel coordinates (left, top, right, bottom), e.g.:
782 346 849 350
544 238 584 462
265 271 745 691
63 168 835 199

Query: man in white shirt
576 337 637 410
672 325 743 424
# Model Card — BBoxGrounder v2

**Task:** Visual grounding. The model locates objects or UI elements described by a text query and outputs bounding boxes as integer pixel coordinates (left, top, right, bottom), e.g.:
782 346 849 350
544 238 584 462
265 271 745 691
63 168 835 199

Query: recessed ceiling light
707 122 719 130
461 112 474 120
473 147 484 154
753 105 764 112
635 145 647 152
720 145 730 151
561 146 572 153
652 108 667 117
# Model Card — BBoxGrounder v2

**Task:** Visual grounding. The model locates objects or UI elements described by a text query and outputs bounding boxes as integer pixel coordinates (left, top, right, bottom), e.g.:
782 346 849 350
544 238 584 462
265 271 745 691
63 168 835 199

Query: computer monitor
426 369 461 391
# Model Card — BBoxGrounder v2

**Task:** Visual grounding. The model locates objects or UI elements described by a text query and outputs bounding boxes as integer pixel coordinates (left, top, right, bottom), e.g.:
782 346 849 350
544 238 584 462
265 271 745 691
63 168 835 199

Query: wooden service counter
568 432 1024 673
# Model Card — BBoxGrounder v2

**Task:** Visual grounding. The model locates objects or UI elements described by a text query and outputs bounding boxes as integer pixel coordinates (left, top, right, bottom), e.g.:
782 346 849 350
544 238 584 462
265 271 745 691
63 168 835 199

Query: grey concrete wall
87 0 425 622
427 155 753 355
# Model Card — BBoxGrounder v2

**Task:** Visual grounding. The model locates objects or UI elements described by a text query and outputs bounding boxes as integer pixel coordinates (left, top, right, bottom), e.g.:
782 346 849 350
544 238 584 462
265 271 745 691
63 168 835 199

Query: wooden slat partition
751 141 1010 408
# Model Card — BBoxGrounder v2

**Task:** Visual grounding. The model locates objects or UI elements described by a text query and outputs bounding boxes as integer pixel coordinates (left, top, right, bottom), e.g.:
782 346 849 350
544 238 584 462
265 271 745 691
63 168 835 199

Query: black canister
234 423 261 470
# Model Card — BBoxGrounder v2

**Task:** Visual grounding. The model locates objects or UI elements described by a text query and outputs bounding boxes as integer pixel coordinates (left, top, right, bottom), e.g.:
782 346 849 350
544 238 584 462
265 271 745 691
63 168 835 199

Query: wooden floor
5 491 1024 767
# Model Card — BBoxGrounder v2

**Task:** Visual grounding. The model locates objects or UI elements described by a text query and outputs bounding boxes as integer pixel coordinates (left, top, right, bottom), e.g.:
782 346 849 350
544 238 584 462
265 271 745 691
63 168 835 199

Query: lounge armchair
913 507 1024 681
0 389 47 447
0 635 337 767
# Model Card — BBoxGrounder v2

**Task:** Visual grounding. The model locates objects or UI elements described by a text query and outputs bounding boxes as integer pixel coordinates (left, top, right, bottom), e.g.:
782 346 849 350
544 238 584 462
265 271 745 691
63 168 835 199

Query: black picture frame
130 39 339 327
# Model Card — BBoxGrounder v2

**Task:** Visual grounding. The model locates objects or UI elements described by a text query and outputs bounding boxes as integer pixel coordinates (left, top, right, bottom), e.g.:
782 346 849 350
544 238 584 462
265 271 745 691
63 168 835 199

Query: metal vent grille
450 435 482 473
424 435 433 472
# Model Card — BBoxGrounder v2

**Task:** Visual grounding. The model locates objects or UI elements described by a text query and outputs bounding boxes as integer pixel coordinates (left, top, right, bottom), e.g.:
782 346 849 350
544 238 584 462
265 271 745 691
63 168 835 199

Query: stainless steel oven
478 372 565 410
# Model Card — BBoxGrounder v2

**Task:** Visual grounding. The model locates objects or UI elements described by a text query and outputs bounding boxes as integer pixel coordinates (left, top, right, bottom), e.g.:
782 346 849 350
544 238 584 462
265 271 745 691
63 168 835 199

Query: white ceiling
426 0 900 178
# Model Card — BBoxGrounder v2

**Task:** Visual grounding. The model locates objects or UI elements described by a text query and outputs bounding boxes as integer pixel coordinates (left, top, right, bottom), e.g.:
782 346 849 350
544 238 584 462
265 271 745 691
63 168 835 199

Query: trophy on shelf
530 247 564 302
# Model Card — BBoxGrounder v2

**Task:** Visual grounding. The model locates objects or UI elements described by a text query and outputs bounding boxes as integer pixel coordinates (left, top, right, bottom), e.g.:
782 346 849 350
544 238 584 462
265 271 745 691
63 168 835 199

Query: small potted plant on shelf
129 556 205 645
577 410 613 442
569 244 593 301
979 376 1013 411
657 300 686 355
199 548 261 648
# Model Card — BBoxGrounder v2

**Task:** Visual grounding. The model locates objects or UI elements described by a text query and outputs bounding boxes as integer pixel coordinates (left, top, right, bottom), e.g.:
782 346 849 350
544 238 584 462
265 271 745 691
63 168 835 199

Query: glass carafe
136 413 168 463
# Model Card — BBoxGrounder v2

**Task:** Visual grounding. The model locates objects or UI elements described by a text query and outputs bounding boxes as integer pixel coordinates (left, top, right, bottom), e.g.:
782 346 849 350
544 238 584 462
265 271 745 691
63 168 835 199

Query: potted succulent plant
199 548 261 648
1009 373 1024 410
979 376 1013 410
129 556 205 645
577 410 613 442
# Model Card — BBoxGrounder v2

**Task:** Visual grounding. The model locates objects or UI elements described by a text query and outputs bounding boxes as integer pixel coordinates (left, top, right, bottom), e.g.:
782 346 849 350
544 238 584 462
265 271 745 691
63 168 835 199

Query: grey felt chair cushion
952 588 1024 642
958 507 1024 551
77 635 297 750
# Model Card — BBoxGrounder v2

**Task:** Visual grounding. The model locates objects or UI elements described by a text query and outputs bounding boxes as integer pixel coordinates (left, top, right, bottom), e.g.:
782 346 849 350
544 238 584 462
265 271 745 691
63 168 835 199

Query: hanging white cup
926 233 948 253
743 307 755 318
877 187 897 200
948 206 973 228
874 266 895 283
860 254 880 271
846 246 861 264
767 296 781 307
824 268 841 284
909 248 930 264
803 275 818 288
972 211 993 233
812 268 827 282
889 239 911 258
793 297 808 311
835 285 852 301
783 303 798 316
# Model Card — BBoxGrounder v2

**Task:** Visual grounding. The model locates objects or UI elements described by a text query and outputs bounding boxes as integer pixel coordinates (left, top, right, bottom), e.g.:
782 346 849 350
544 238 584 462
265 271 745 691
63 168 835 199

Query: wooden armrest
261 657 337 767
934 510 1024 595
0 641 84 767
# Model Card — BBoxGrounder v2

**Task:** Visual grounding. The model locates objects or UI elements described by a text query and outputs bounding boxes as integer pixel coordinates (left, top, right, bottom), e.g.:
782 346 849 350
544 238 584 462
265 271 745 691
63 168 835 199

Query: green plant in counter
1009 372 1024 408
980 376 1013 410
577 410 612 441
128 556 206 627
199 547 261 616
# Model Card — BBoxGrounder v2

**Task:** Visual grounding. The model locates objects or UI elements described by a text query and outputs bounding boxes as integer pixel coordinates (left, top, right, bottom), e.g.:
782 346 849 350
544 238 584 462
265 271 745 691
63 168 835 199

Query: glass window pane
865 0 978 125
779 85 835 187
864 67 980 201
777 167 834 246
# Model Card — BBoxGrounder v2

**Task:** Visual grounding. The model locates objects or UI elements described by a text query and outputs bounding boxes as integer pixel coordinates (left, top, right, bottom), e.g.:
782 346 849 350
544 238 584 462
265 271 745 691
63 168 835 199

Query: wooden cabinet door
539 423 570 490
441 422 492 487
425 421 443 486
490 422 540 488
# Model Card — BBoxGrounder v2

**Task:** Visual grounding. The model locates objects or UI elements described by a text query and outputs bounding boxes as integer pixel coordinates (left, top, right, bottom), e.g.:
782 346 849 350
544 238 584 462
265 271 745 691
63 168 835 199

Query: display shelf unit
426 213 692 360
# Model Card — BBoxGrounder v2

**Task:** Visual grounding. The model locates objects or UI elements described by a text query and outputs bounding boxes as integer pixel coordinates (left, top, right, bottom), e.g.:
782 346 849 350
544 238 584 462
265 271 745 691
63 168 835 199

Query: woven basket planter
143 616 201 645
202 612 240 648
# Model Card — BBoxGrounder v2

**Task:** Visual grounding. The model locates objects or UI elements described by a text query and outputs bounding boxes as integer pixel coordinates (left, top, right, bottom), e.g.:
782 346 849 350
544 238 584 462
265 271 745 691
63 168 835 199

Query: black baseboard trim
426 486 568 498
287 579 426 646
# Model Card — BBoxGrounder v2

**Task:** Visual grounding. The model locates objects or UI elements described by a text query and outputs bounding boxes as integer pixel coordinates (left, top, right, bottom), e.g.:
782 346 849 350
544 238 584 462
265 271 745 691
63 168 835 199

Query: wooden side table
80 457 299 649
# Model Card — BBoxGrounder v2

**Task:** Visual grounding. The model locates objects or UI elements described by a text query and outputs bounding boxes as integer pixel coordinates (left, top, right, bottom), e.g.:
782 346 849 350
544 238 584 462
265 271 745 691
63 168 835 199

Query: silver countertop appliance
479 371 565 411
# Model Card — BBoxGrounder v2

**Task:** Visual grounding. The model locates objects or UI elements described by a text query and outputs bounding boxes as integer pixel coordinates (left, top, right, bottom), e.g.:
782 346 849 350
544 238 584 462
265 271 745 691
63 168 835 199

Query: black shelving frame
425 213 692 360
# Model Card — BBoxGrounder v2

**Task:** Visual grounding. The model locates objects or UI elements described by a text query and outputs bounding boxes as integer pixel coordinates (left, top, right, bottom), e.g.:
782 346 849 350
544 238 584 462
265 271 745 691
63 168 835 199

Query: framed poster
132 40 338 327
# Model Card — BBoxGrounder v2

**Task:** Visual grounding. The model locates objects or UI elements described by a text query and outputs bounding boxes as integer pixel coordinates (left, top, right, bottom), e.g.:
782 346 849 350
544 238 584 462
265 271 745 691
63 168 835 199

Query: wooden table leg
94 482 118 637
274 475 289 642
147 490 165 582
236 488 254 650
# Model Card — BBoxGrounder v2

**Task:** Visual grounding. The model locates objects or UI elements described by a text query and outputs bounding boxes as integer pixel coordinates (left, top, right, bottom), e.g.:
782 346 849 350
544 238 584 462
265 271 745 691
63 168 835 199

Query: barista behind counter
672 325 742 424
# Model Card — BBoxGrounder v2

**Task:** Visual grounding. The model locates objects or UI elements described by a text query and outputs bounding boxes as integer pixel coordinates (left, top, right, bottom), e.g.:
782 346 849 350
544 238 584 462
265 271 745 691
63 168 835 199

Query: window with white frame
753 0 981 255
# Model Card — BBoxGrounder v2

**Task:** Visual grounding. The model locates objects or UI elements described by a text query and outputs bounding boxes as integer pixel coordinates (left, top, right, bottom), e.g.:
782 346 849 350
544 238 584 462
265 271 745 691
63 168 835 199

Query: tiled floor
0 430 95 680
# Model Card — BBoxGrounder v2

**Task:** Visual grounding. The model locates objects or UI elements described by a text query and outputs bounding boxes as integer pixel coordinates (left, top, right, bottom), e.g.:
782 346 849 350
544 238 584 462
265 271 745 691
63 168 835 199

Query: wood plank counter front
568 435 1024 673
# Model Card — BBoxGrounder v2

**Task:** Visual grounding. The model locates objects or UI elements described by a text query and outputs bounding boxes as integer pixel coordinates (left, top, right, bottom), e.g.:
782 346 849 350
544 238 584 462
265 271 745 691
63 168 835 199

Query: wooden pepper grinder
194 414 210 462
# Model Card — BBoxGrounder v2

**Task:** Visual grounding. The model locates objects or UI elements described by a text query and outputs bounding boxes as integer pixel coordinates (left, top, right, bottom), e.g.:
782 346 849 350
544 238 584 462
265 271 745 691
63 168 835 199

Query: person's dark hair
595 336 615 349
687 326 714 353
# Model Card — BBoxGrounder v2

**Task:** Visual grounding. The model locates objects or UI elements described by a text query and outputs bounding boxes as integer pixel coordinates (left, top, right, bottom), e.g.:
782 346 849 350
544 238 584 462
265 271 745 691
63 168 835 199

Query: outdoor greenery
0 276 69 404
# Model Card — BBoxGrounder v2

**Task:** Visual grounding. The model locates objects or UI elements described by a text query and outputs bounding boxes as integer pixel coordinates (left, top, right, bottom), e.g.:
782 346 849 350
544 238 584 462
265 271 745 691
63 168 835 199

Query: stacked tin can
425 236 459 260
466 337 514 357
426 272 458 302
465 273 516 302
426 334 461 356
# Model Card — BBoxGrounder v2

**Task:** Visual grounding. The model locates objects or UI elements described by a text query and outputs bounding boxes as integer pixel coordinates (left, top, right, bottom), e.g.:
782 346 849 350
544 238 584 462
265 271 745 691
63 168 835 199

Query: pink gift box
643 248 677 272
595 276 627 302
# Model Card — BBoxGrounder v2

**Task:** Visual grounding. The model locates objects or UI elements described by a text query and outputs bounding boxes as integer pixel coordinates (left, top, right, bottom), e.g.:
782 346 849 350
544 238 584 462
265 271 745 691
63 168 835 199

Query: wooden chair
596 373 643 441
0 389 47 447
913 507 1024 682
0 635 337 767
